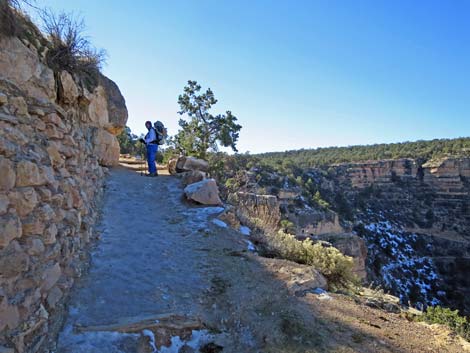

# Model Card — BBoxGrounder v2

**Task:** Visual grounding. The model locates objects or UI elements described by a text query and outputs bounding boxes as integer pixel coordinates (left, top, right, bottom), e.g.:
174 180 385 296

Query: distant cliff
219 154 470 315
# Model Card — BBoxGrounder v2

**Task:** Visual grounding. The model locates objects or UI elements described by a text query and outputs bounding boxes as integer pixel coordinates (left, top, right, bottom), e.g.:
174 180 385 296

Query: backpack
153 121 167 145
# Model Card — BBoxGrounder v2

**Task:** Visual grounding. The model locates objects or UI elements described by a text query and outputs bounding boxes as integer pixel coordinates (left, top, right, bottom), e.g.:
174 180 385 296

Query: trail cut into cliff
51 166 469 353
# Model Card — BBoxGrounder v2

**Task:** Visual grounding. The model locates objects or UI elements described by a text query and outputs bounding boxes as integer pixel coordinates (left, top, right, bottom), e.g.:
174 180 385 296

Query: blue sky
29 0 469 153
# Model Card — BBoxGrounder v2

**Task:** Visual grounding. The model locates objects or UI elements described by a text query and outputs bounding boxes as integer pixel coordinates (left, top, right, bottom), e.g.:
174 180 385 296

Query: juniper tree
175 80 242 159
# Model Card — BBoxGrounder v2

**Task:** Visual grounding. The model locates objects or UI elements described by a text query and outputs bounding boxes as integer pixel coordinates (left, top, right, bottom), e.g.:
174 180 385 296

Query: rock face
228 192 281 232
184 179 222 206
0 23 127 352
175 156 209 173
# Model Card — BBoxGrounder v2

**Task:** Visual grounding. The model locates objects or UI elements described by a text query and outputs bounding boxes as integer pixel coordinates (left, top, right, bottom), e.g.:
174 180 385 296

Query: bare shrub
40 9 106 88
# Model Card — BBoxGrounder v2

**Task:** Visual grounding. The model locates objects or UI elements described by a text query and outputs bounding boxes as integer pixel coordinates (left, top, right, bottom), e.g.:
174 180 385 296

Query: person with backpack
140 120 159 177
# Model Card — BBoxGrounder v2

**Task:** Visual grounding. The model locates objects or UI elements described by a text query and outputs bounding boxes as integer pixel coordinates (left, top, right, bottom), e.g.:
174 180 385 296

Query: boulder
93 129 120 166
175 156 187 173
168 158 178 175
181 170 206 187
182 157 209 172
98 74 128 135
175 156 209 173
184 179 222 206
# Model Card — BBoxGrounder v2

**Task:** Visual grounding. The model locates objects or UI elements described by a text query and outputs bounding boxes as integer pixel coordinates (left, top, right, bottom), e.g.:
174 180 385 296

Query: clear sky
28 0 469 153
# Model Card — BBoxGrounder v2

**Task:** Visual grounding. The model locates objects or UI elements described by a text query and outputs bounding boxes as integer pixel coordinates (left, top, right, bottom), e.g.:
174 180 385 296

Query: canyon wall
0 24 127 352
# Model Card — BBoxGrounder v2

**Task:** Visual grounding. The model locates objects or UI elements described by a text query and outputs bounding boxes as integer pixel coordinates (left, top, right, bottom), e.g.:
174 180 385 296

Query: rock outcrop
184 179 223 206
0 19 127 352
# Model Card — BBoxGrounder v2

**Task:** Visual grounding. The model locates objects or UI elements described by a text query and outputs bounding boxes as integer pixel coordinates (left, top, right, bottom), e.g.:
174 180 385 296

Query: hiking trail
55 167 469 353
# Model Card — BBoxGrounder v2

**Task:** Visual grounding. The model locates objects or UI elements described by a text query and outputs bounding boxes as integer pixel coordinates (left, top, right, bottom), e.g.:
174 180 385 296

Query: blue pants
146 144 158 174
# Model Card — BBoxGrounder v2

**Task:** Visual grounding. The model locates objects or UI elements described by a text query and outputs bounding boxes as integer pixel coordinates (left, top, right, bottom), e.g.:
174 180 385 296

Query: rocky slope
222 156 470 315
0 12 127 353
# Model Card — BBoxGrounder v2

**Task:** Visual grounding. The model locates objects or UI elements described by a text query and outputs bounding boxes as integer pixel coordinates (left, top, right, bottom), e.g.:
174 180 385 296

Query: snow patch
212 219 228 228
239 225 251 236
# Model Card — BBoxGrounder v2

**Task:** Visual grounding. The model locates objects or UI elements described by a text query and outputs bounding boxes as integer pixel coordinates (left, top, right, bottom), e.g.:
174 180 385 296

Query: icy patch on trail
239 225 251 236
143 329 157 352
358 210 440 307
245 240 256 252
57 323 139 353
182 206 225 230
158 330 214 353
212 219 228 228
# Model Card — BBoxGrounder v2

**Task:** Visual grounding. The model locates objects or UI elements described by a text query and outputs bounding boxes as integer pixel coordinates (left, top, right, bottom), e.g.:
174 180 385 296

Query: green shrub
418 306 470 341
262 230 359 290
279 220 296 234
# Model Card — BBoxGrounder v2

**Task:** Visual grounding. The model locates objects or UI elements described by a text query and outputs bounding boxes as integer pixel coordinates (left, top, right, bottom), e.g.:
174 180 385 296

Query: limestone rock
0 37 56 100
0 213 22 248
168 158 178 175
8 187 39 217
184 179 222 206
181 170 206 187
9 96 29 117
0 241 29 277
59 70 79 104
175 156 187 173
47 142 65 168
175 156 209 173
98 74 128 135
182 157 209 172
94 129 120 166
16 160 45 187
0 156 16 190
22 215 46 236
87 86 109 127
229 192 281 232
41 263 62 292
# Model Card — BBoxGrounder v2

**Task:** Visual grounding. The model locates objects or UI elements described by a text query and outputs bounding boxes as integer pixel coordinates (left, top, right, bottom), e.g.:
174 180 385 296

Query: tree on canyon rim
174 80 242 159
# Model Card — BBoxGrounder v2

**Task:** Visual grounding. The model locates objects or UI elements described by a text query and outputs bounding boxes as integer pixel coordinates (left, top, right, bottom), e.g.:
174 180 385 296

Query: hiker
140 120 158 177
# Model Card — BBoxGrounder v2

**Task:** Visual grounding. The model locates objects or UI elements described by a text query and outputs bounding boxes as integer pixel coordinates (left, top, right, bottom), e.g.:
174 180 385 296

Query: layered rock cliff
223 156 470 314
0 15 127 352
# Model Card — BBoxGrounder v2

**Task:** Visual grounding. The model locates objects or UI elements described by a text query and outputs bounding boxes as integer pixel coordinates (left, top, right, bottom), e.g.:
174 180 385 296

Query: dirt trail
55 167 469 353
